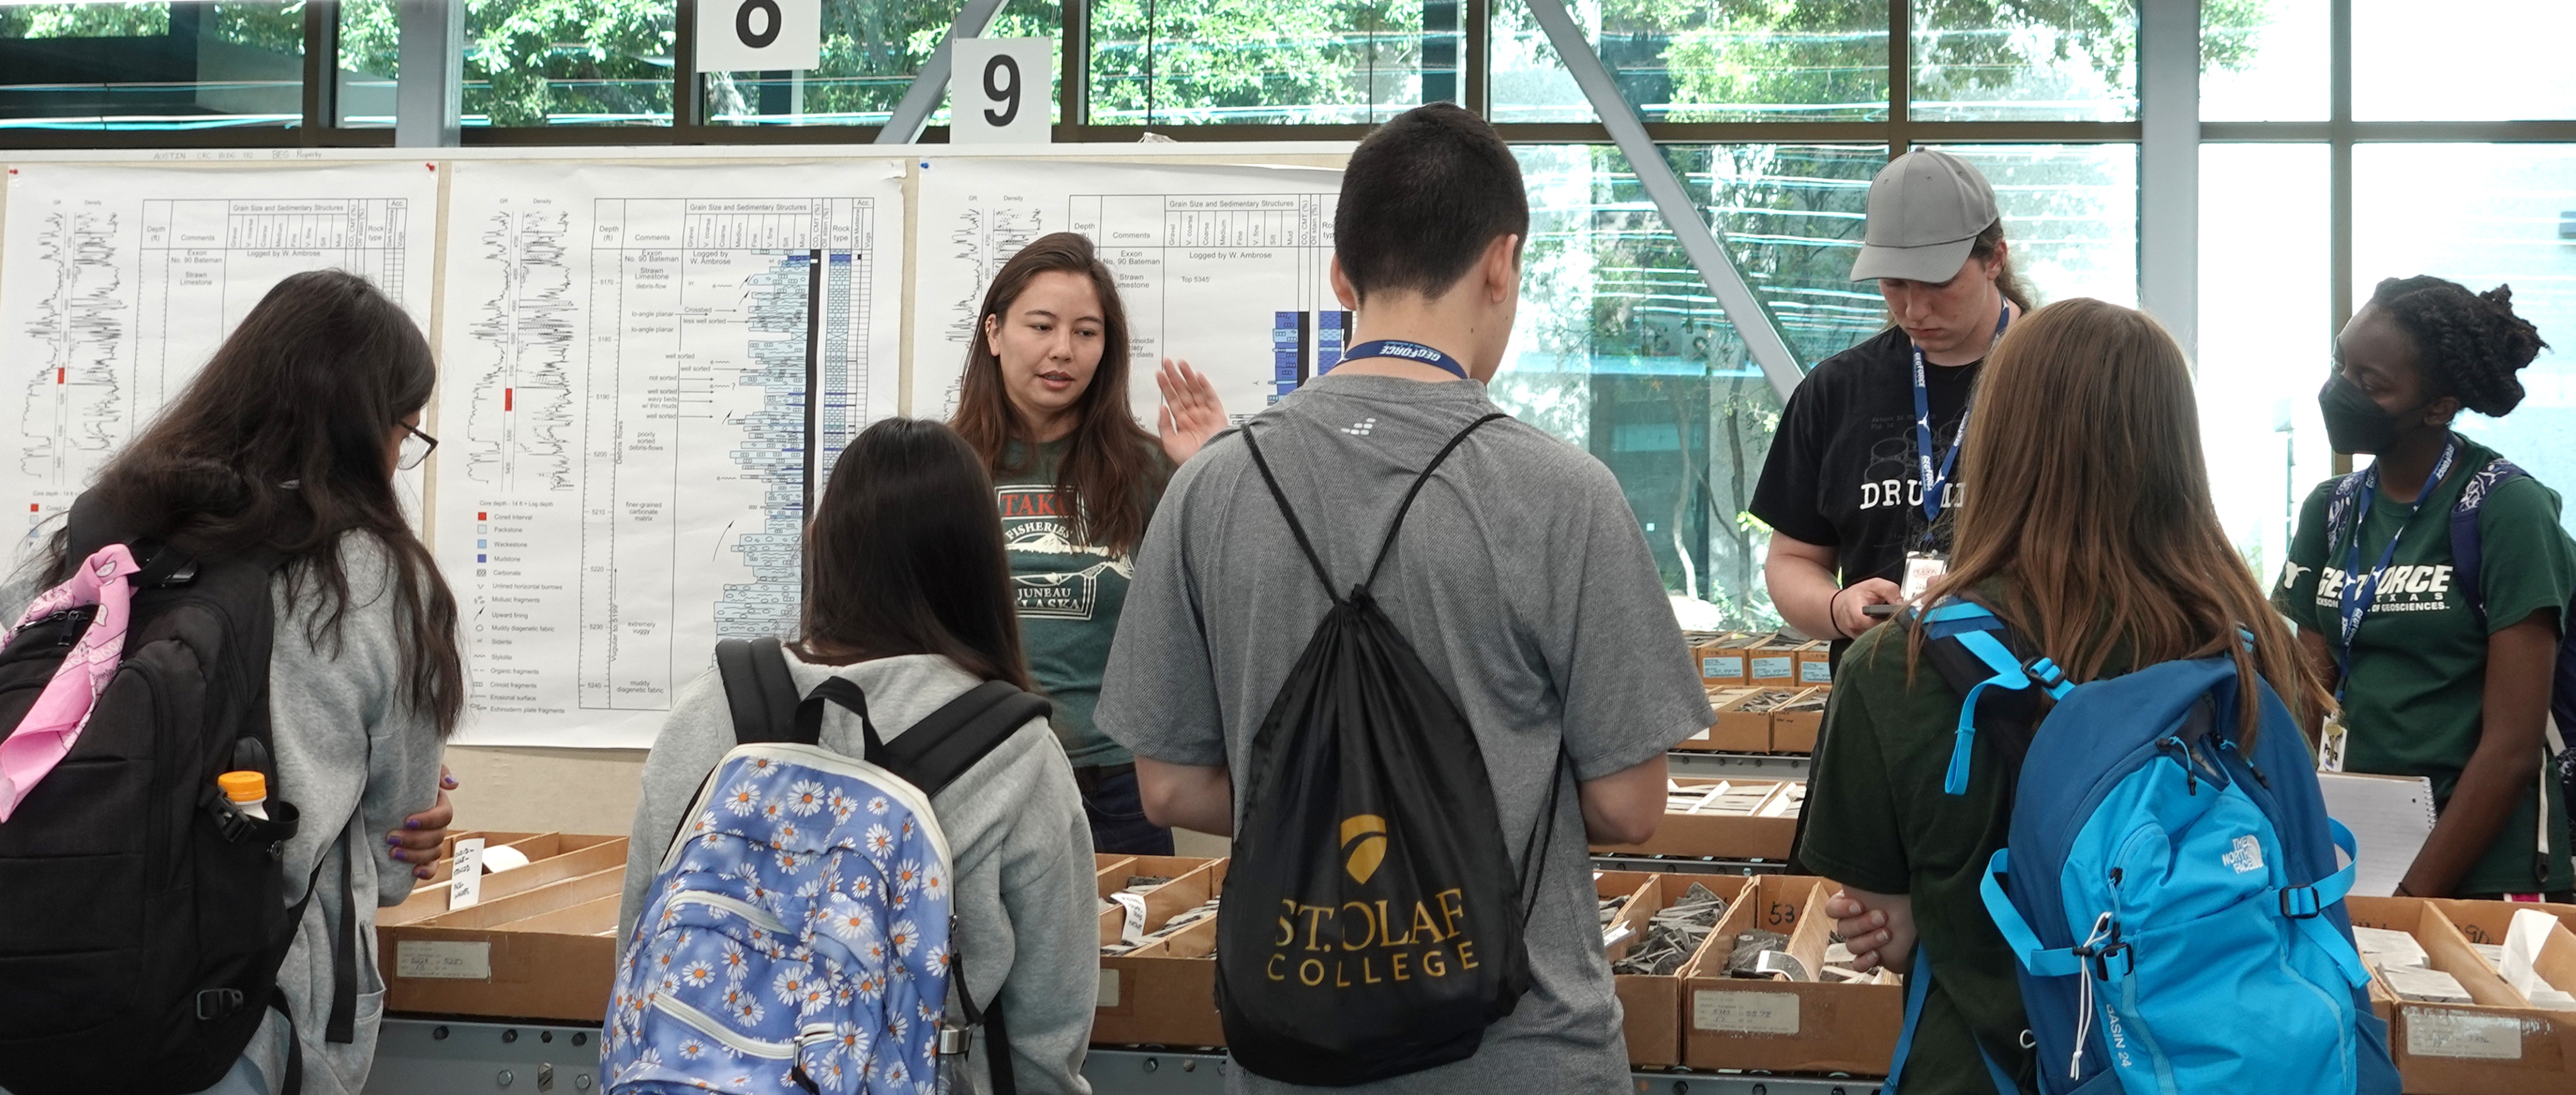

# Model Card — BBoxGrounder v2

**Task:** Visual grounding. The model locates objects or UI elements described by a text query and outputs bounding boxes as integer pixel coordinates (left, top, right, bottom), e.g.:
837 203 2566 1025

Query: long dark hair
46 269 464 735
949 232 1164 557
793 418 1033 690
1905 299 2318 741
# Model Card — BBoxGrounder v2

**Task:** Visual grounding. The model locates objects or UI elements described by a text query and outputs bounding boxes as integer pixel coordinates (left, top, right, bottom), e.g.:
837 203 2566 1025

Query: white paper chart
436 160 905 747
909 159 1347 425
2 163 438 556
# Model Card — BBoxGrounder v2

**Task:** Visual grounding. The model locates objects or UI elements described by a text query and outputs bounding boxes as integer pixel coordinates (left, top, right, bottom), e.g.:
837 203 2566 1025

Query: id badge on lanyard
1902 551 1948 602
1901 307 2008 601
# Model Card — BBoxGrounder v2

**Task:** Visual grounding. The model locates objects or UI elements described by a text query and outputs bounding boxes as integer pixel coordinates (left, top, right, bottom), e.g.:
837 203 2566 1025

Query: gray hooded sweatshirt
1 535 442 1095
618 651 1097 1094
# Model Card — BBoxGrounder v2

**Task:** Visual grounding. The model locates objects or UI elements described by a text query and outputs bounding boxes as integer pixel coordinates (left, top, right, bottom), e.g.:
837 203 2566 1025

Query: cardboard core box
2346 896 2576 1095
1679 875 1903 1075
377 831 627 1023
1590 777 1802 860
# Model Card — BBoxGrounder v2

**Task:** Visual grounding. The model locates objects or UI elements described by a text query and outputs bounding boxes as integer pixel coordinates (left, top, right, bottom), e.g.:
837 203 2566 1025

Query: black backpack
1219 414 1563 1086
712 636 1055 1094
0 496 355 1095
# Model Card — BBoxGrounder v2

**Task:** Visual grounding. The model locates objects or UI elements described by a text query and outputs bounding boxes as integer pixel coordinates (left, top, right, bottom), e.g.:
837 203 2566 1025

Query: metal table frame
366 1020 1884 1094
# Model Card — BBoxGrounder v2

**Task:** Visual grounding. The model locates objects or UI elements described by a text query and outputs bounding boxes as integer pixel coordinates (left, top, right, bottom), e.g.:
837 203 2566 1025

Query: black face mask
2318 374 2421 455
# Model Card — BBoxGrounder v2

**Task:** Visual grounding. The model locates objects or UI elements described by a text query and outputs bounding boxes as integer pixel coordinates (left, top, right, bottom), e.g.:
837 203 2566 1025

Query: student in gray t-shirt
1094 103 1715 1094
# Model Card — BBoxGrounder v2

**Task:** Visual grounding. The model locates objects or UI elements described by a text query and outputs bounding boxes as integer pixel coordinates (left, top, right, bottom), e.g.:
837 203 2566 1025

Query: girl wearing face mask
2275 275 2575 901
1754 150 2034 659
950 232 1226 856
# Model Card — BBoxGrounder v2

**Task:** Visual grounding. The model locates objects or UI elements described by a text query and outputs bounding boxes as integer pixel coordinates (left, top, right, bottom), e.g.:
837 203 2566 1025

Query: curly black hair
2368 275 2550 417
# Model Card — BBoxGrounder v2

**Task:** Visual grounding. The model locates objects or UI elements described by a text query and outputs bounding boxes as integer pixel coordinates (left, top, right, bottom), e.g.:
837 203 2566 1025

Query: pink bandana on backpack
0 544 141 822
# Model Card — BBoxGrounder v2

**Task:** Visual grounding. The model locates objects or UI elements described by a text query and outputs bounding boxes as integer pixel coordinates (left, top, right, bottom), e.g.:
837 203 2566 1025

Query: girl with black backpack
0 269 464 1095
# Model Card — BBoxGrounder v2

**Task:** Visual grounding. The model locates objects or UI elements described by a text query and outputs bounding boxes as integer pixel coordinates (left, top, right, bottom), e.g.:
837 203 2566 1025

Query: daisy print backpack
604 639 1052 1095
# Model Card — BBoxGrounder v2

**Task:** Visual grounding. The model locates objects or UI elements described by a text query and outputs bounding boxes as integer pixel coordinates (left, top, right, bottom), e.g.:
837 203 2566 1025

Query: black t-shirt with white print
1751 326 1979 653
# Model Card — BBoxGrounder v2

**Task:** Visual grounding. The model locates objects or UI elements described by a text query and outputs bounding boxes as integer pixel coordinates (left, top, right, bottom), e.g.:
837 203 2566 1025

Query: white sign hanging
696 0 822 72
948 38 1055 145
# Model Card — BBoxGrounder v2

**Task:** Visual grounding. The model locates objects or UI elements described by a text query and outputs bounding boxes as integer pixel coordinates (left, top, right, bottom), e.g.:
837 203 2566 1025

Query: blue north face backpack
602 638 1050 1094
1886 600 2400 1095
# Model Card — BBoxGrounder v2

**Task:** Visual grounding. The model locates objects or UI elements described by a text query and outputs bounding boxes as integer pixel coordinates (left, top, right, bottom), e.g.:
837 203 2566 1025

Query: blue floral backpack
603 638 1051 1094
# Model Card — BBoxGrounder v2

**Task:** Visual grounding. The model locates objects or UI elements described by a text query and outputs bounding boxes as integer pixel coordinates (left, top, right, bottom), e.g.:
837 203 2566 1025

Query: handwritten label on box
2404 1009 2523 1060
448 837 486 909
396 940 492 981
1097 968 1121 1009
1694 990 1799 1035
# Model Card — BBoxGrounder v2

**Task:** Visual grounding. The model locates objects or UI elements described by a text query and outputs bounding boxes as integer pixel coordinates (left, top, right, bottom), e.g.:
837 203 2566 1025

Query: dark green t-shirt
995 438 1170 768
1800 617 2081 1095
2271 436 2576 895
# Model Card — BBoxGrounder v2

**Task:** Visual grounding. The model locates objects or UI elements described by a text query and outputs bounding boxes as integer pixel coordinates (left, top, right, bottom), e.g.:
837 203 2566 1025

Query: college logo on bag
1340 815 1387 883
1267 821 1482 992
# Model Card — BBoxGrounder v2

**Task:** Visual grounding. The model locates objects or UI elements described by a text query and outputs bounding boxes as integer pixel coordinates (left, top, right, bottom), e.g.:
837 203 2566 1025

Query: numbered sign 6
696 0 821 72
948 38 1054 145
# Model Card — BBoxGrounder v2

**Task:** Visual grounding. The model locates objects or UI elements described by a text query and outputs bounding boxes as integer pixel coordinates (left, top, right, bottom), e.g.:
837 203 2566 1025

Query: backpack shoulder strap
877 681 1055 799
716 637 804 745
2324 467 2372 557
2447 458 2528 625
1361 412 1509 592
1912 599 2074 796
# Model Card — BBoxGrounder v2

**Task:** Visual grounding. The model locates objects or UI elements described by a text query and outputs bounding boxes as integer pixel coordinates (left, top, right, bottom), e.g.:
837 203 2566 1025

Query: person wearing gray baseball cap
1750 149 2035 653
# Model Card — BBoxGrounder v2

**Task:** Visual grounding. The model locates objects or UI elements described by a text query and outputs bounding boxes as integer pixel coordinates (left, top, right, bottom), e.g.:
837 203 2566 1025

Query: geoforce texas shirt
2272 435 2576 895
1751 326 1978 653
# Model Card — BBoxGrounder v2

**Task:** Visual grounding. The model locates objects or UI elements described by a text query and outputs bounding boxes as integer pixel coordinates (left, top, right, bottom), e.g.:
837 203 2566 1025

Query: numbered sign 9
948 38 1054 145
696 0 821 72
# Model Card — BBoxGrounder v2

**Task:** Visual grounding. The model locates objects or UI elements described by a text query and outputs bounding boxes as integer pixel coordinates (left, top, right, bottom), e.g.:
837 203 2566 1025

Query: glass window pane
1921 144 2139 307
339 0 397 128
0 2 304 132
2355 0 2576 121
1500 143 1887 627
705 0 1060 128
2199 144 2331 582
465 1 674 127
2200 0 2324 122
1487 0 1891 125
1909 0 2135 121
1087 0 1450 125
2357 144 2576 534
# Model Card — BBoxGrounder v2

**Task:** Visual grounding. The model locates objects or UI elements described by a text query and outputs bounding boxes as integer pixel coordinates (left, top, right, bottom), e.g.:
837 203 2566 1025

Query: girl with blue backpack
614 418 1099 1093
1799 299 2394 1094
2273 275 2573 902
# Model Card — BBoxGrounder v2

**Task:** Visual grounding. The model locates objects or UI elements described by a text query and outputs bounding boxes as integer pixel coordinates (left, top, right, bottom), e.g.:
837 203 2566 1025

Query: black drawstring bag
1218 414 1562 1086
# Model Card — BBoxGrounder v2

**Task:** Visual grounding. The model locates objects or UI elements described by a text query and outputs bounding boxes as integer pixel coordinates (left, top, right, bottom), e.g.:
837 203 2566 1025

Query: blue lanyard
1343 339 1468 380
2334 436 2458 697
1911 304 2012 526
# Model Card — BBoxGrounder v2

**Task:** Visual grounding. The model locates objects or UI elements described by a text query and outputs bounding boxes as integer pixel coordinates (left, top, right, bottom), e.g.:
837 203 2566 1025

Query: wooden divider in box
1599 872 1750 1067
381 833 630 927
1768 688 1829 754
2346 896 2576 1095
1679 875 1901 1075
1097 855 1216 948
1679 687 1763 752
379 864 625 1022
1591 778 1800 860
1095 859 1228 1048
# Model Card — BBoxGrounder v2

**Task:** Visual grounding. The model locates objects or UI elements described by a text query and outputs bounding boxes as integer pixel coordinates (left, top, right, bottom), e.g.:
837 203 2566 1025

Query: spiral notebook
2318 771 2440 898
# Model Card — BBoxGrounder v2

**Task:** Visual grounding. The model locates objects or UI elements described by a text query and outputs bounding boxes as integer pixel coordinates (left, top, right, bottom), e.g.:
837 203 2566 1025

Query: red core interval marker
504 388 513 412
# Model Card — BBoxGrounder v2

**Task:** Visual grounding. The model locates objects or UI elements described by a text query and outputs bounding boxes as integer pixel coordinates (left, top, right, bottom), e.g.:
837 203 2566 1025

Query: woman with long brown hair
950 231 1226 855
1 269 464 1095
1793 299 2324 1092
